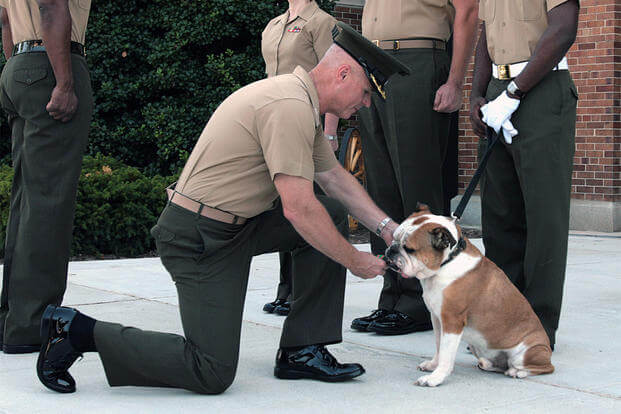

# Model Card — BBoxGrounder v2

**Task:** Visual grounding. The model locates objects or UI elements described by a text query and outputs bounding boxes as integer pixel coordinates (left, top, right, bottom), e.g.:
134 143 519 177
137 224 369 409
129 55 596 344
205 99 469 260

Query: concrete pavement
1 234 620 413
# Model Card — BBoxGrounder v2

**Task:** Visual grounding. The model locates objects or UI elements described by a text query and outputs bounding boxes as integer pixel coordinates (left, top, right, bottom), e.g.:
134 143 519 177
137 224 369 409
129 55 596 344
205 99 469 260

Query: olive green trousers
94 196 348 394
479 70 578 347
358 48 451 321
0 52 92 347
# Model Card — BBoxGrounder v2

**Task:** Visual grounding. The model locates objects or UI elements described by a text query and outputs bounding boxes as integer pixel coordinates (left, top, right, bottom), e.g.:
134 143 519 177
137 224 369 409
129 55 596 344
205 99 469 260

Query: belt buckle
393 40 400 51
498 65 510 80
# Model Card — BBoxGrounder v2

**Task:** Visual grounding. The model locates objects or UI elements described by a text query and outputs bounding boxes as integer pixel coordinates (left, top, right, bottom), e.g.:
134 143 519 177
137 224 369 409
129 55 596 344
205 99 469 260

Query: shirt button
374 17 377 21
502 22 506 27
501 49 506 54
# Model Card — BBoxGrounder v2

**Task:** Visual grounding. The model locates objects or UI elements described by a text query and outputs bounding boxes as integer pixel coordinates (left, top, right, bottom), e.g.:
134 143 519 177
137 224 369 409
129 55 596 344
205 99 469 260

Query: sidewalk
1 234 620 413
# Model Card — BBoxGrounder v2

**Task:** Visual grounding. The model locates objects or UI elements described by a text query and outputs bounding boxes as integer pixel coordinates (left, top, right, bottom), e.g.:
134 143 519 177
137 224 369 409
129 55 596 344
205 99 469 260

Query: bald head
309 44 372 119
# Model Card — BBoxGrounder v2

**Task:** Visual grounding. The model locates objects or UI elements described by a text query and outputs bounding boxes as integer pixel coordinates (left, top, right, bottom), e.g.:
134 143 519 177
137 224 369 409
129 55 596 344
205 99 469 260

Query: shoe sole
274 308 289 316
368 323 433 335
274 366 365 382
36 305 76 394
263 305 276 313
350 321 370 332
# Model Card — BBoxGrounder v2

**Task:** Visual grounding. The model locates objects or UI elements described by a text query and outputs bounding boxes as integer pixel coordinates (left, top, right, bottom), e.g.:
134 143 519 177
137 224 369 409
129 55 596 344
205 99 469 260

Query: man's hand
479 91 520 143
469 96 487 138
433 81 462 113
46 85 78 122
348 251 386 279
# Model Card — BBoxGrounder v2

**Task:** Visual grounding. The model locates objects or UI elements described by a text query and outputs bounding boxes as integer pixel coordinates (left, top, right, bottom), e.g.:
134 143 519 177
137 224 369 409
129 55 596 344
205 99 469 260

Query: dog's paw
418 359 438 372
414 373 445 387
504 367 528 378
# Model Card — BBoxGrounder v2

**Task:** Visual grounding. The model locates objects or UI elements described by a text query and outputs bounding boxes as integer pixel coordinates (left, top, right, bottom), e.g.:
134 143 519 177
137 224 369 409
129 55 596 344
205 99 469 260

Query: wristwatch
506 80 525 99
325 134 337 141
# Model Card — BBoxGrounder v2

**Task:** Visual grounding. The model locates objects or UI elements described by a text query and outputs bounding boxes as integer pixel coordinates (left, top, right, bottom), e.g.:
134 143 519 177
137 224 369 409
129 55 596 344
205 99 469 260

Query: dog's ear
430 227 456 251
414 202 430 213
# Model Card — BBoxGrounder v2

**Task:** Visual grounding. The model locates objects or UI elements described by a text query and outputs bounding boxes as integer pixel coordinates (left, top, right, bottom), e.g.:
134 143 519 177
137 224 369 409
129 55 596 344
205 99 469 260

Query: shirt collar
293 66 321 128
298 1 319 21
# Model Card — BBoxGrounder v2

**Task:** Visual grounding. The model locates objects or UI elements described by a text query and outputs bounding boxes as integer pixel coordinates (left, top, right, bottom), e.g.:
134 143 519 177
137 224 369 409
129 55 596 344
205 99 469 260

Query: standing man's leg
0 53 92 353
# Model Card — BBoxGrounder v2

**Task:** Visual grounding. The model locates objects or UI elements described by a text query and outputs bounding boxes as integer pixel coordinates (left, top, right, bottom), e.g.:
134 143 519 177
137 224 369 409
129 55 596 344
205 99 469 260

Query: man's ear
430 227 456 251
337 64 351 81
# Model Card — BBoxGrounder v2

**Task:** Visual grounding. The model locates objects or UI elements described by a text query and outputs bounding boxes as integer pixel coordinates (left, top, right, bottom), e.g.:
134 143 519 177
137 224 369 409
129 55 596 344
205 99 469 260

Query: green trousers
358 48 451 320
94 196 348 394
0 52 93 346
479 70 578 347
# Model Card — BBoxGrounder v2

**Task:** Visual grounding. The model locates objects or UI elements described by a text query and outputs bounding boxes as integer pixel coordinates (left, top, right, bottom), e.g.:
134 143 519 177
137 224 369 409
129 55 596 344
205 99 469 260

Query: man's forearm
317 166 398 242
1 8 13 60
38 0 73 90
284 193 360 269
471 26 492 100
446 0 478 88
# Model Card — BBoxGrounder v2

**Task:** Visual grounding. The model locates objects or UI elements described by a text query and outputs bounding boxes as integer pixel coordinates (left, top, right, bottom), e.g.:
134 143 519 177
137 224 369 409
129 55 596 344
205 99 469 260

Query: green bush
0 155 177 258
72 154 177 257
0 1 336 176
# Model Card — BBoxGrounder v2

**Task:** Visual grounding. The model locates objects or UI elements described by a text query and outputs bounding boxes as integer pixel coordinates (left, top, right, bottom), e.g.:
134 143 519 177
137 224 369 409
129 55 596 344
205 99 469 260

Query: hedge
0 0 336 176
0 154 177 258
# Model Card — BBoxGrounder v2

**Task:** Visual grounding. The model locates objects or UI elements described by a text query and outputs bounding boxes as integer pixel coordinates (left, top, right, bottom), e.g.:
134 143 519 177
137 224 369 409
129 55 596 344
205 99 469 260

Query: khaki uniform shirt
479 0 572 64
0 0 90 45
176 67 338 219
362 0 455 42
261 1 336 77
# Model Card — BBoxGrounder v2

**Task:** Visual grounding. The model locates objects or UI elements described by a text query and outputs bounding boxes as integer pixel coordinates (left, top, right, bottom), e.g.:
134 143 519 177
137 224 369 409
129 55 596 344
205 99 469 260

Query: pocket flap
14 67 48 85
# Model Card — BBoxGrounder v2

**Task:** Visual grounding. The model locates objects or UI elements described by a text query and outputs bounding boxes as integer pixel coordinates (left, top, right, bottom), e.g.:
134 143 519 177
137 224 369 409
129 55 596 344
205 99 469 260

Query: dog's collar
441 238 467 266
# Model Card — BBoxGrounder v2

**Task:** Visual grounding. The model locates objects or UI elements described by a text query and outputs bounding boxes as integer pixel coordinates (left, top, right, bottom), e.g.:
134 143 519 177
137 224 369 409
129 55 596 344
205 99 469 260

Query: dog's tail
523 344 554 375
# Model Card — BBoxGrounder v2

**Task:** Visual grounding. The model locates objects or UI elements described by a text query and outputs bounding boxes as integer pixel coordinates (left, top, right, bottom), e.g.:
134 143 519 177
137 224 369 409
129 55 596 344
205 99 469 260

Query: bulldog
384 204 553 387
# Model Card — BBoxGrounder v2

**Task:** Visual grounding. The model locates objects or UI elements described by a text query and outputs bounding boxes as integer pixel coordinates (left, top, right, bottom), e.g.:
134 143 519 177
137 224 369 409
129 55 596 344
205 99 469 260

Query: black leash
452 128 499 221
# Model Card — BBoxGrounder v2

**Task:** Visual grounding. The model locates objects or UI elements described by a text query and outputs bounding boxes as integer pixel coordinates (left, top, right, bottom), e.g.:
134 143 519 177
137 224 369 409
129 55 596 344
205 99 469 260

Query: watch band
325 134 337 141
507 80 525 99
375 217 392 237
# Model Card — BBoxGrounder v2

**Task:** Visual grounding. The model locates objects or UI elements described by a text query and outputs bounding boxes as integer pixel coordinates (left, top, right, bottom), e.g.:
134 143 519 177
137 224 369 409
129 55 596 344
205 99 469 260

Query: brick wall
334 1 621 204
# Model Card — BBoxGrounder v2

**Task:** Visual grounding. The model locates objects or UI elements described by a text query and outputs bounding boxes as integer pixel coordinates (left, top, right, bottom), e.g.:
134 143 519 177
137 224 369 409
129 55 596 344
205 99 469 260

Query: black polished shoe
37 305 83 393
367 310 432 335
350 309 391 332
263 298 287 314
274 345 365 382
274 301 290 316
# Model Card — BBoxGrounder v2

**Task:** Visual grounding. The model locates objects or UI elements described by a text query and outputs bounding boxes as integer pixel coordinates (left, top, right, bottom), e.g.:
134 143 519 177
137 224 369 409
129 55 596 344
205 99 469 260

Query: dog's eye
404 246 415 254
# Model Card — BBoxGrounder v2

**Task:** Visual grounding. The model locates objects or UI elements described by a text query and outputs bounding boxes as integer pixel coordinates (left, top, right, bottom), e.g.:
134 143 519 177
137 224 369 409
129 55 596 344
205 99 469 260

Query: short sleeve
311 14 337 62
256 99 317 182
313 130 339 174
478 0 486 21
546 0 573 12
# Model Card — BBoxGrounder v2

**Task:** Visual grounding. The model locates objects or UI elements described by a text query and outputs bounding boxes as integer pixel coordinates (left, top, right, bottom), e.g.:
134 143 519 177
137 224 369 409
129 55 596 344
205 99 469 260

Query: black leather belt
12 40 85 57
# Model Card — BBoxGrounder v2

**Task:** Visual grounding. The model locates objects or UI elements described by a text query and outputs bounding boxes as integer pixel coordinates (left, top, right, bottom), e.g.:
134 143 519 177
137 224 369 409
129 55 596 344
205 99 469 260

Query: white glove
480 91 520 144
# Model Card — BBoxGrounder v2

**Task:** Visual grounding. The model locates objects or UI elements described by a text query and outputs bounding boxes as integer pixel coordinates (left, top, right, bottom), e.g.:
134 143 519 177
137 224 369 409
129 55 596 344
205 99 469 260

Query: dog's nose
385 243 400 258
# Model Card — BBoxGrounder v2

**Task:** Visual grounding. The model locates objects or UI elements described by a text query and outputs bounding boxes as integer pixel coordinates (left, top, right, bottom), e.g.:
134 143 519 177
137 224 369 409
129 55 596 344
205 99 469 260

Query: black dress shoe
3 343 41 354
263 298 287 313
350 309 391 331
367 310 432 335
37 305 83 393
274 301 290 316
274 345 365 382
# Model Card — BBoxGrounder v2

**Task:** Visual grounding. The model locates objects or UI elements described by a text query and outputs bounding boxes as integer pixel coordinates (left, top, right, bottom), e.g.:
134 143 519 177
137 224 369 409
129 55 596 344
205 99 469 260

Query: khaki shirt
261 1 336 77
362 0 455 42
0 0 90 45
176 67 338 219
479 0 572 64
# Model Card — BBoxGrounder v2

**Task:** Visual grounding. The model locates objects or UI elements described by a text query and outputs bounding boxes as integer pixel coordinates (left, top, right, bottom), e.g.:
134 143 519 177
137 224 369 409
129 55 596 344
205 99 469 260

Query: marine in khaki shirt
176 67 337 219
0 0 90 45
36 23 416 394
470 0 580 350
261 0 336 77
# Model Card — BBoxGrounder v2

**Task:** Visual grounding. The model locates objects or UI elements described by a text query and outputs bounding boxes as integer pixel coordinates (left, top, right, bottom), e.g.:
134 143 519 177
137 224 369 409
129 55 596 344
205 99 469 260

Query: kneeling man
36 23 408 395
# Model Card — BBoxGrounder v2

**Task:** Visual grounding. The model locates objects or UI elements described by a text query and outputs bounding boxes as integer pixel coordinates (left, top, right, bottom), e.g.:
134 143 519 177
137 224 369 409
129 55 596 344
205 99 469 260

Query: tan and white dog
384 204 553 387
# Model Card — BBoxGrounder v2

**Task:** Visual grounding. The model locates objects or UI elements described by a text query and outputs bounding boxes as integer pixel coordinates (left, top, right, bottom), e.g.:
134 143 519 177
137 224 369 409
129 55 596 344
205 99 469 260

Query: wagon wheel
338 128 366 230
